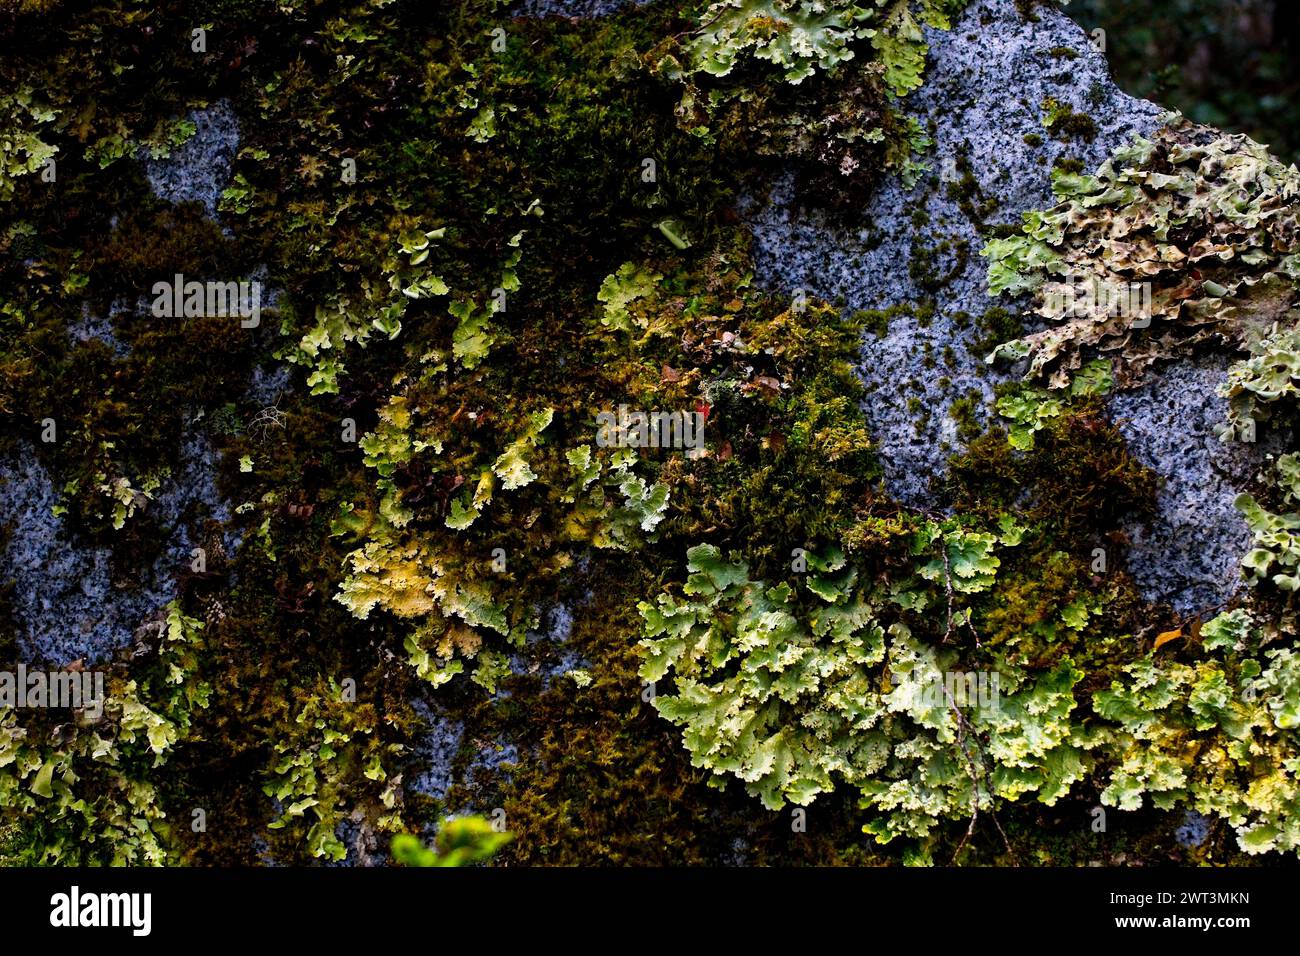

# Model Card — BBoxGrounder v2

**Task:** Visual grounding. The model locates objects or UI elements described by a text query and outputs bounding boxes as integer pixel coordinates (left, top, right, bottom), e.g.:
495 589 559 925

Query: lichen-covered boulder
3 0 1299 868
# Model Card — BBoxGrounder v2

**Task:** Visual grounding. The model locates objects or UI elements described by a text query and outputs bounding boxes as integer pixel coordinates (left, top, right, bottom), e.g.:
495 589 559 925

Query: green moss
849 310 881 339
1052 155 1086 174
946 401 1154 541
968 305 1023 358
1015 0 1047 21
944 149 999 229
948 388 984 443
1040 96 1098 142
910 237 969 293
851 301 922 339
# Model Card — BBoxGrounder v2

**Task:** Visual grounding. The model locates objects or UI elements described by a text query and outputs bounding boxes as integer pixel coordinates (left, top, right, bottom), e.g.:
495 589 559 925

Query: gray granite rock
514 0 647 17
0 452 126 662
0 428 232 665
67 301 128 356
1109 355 1278 615
1175 809 1211 849
509 600 591 688
141 100 240 219
744 0 1164 507
247 364 292 407
406 697 466 802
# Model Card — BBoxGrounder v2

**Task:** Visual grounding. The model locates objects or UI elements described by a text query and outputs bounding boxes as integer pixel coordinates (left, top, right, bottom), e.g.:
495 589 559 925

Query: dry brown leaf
1153 628 1183 651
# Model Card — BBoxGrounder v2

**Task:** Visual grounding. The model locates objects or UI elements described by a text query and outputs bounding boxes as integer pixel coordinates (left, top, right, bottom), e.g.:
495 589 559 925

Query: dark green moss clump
944 149 999 230
1041 96 1099 142
910 237 970 293
946 402 1154 541
968 305 1023 358
949 388 985 443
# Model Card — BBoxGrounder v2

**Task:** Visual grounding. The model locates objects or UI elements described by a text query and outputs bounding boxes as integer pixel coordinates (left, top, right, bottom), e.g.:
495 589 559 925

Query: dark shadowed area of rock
1 102 243 664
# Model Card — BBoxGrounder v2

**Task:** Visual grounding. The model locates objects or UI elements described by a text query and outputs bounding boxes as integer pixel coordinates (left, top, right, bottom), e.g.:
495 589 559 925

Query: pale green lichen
0 88 58 201
994 357 1112 450
1095 616 1300 855
1219 325 1300 441
1236 453 1300 591
984 119 1300 389
636 522 1084 842
687 0 965 93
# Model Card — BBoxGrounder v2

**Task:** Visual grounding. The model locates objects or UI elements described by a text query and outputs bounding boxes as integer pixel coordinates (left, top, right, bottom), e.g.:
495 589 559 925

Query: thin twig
940 541 955 644
944 681 1018 866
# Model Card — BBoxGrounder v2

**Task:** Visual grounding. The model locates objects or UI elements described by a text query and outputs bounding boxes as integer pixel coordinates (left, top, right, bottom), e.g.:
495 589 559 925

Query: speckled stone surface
406 696 466 802
740 0 1269 611
140 99 240 219
0 430 232 665
743 0 1164 505
1109 355 1282 615
514 0 647 17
